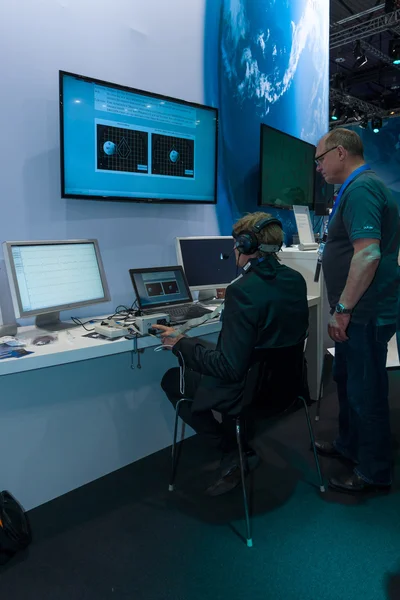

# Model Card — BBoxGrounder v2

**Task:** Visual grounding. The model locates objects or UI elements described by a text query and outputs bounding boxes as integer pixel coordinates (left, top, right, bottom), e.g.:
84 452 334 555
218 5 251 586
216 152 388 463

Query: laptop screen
129 266 193 310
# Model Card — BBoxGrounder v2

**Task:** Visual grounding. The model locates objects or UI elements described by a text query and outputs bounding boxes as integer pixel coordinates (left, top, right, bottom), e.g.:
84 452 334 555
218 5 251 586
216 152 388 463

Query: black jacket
173 256 309 415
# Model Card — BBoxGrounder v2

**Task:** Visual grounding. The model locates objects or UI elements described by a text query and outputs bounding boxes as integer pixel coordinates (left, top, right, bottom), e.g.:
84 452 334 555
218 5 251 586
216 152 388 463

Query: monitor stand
35 312 80 332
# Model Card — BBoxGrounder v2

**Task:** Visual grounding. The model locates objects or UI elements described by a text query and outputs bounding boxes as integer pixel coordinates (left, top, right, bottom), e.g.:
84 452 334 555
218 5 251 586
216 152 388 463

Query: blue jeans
333 320 395 485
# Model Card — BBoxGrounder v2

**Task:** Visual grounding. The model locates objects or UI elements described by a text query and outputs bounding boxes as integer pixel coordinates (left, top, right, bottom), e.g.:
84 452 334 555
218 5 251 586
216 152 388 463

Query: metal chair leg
169 398 187 492
315 353 327 421
236 418 253 548
300 396 326 492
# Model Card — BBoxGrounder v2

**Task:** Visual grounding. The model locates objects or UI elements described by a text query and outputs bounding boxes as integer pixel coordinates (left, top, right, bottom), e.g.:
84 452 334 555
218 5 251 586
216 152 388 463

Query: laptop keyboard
152 304 213 323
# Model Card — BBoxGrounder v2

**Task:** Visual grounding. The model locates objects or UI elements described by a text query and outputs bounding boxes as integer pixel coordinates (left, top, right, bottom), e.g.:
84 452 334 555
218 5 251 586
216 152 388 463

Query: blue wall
0 0 330 320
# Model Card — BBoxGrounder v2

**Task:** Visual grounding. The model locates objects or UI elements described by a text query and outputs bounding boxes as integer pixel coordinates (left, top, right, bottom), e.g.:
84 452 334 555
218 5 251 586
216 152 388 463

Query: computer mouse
32 335 55 346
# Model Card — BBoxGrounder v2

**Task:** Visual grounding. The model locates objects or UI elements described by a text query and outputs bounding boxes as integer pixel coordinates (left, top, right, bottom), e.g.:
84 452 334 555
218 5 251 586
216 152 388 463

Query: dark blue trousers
333 321 395 485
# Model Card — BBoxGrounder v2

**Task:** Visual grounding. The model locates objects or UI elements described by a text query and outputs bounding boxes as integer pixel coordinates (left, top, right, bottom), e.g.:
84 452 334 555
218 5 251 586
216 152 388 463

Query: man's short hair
233 211 283 257
324 128 364 158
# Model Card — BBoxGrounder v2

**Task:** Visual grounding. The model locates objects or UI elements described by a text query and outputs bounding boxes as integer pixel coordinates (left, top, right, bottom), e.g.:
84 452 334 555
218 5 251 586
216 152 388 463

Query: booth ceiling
329 0 400 125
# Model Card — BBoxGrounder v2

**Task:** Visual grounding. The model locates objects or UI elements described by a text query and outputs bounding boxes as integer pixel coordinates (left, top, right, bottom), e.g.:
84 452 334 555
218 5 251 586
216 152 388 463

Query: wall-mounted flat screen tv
60 71 218 204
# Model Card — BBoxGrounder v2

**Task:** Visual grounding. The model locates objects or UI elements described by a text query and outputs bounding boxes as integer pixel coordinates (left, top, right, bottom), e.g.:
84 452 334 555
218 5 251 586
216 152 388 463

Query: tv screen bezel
59 70 219 205
258 123 316 211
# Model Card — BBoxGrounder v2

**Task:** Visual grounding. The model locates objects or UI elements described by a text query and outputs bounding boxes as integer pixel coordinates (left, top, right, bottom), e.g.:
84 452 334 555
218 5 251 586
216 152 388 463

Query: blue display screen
131 268 191 308
60 72 218 203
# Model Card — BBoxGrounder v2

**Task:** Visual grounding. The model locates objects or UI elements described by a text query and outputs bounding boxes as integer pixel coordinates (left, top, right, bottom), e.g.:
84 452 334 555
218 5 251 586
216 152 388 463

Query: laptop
129 266 213 324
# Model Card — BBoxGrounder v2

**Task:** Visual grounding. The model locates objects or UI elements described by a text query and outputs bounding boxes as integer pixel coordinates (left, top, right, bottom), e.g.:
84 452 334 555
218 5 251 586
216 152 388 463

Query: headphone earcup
235 231 259 255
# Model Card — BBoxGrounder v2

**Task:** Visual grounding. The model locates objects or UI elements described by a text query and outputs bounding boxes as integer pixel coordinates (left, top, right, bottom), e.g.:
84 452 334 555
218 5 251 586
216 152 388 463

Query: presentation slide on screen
132 270 189 308
62 74 217 202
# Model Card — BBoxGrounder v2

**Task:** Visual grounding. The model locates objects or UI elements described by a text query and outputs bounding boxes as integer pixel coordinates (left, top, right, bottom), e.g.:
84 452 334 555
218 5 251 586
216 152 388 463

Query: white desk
0 319 222 377
0 294 320 378
0 319 223 511
0 296 320 510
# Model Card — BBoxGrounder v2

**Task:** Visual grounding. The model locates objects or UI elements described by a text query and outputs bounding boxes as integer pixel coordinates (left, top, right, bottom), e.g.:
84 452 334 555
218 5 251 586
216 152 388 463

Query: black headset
232 217 283 256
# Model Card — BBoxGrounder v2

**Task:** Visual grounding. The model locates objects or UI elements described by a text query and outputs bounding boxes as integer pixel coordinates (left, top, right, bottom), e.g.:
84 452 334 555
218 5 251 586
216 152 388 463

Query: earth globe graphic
217 0 329 240
169 149 180 163
103 141 116 156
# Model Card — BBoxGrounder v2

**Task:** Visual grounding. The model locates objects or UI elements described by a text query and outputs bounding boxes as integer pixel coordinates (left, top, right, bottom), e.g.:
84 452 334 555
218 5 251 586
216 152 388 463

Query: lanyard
314 164 371 282
328 164 371 224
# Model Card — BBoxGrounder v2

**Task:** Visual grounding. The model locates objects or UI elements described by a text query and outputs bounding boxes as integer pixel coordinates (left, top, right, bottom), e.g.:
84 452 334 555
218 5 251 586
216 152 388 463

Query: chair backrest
241 341 305 420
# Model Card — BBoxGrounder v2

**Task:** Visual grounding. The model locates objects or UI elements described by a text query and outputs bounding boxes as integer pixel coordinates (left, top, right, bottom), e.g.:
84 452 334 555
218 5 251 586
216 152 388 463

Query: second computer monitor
176 236 237 291
3 239 110 330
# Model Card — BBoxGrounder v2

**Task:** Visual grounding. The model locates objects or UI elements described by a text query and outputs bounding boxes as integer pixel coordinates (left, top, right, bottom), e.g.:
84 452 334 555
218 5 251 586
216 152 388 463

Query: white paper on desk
293 205 314 245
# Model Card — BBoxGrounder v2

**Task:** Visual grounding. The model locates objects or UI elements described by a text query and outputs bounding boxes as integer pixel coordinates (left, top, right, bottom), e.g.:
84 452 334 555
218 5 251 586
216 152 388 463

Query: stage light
330 105 342 121
353 41 368 68
389 40 400 65
371 116 382 133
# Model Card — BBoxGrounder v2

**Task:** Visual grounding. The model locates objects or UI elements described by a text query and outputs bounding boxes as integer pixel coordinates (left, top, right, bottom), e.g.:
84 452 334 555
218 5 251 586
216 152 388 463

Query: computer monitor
176 236 237 291
3 239 110 330
314 170 334 216
60 71 218 204
129 266 193 311
258 124 315 211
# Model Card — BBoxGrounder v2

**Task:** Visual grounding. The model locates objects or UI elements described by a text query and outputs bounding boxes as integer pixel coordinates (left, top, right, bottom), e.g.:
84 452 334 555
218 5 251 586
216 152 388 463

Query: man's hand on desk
152 325 184 348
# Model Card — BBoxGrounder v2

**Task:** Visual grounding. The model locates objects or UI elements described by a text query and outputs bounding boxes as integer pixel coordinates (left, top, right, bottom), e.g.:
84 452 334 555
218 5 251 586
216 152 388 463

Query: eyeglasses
315 145 339 166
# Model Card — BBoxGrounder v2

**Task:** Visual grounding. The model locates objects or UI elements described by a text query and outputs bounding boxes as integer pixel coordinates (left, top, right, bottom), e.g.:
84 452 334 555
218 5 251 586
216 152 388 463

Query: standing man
315 128 400 493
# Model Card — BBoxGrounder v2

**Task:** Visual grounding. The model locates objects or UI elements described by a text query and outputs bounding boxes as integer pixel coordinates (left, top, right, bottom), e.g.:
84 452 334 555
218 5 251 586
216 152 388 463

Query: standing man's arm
328 186 383 343
339 239 381 308
329 239 381 342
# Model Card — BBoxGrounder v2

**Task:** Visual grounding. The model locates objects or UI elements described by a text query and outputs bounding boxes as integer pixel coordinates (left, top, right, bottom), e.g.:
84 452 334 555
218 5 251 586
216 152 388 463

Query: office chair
168 342 325 548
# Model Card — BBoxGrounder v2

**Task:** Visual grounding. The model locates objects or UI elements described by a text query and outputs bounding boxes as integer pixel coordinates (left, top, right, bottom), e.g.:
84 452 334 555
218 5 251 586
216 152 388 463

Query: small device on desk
135 313 170 335
93 322 129 339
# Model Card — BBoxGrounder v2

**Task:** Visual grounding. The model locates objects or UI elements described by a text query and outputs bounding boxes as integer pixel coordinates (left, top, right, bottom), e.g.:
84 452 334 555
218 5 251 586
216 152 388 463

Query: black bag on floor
0 491 32 565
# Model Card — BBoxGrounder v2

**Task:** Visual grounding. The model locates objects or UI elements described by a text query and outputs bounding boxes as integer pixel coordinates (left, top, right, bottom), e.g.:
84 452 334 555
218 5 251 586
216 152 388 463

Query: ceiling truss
330 8 400 49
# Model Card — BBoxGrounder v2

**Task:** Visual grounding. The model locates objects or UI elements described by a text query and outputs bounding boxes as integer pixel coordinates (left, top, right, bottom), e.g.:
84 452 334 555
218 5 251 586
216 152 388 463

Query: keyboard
151 304 213 323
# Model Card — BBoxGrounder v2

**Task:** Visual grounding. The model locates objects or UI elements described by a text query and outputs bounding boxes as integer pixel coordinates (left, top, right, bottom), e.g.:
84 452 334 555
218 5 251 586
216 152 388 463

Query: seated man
154 212 309 495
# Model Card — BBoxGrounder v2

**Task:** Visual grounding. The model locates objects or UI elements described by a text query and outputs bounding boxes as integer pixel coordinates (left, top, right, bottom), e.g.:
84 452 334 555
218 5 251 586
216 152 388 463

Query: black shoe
219 449 260 478
328 473 391 494
205 466 242 496
314 440 355 462
205 452 261 497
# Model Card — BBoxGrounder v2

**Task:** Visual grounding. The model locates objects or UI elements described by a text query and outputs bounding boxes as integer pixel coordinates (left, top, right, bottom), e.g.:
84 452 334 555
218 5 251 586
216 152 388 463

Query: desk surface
0 295 320 377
